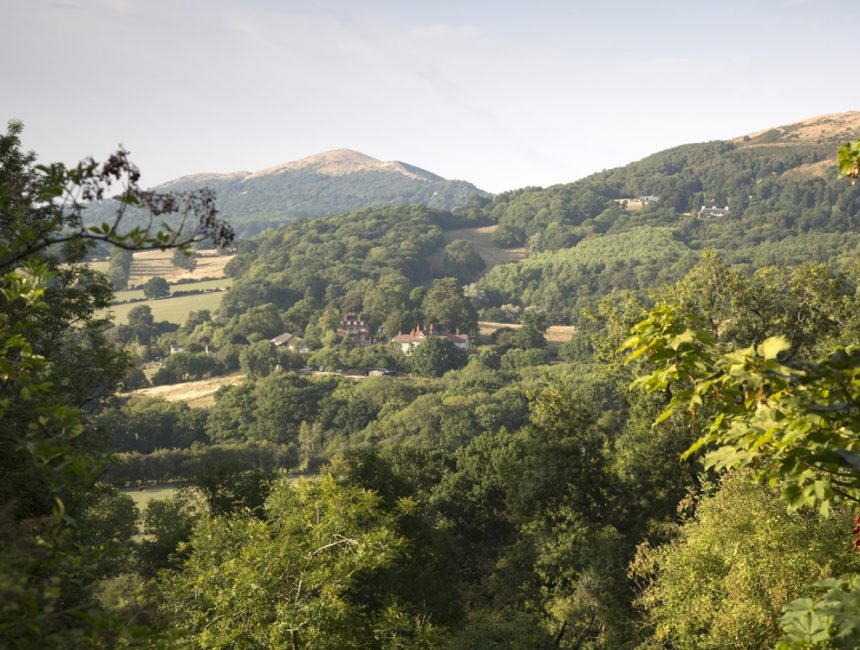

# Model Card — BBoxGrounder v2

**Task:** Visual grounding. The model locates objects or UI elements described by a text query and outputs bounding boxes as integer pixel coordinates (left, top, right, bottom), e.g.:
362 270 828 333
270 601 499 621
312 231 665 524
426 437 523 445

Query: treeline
103 442 299 485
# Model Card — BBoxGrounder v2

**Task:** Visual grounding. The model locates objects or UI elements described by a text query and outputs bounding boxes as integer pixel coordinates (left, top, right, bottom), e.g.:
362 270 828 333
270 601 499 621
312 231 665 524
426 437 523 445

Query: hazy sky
2 0 857 192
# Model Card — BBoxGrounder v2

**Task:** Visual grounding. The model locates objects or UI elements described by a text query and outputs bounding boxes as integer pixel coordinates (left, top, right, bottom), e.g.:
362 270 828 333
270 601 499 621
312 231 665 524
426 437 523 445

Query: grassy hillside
443 225 528 268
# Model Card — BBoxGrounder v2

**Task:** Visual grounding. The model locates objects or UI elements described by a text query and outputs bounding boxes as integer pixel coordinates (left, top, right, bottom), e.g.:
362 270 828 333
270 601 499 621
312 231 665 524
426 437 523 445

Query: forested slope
5 116 860 649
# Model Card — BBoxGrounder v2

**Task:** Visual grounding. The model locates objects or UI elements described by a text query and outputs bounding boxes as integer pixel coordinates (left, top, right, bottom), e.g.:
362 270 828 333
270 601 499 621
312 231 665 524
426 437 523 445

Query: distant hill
87 149 489 235
193 112 860 331
468 112 860 321
733 112 860 148
481 112 860 252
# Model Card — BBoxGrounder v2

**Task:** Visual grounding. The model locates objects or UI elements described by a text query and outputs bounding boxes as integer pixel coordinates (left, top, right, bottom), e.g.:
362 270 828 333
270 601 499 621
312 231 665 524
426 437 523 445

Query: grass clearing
123 484 181 511
113 277 233 302
544 325 578 350
478 321 577 351
105 291 226 324
126 373 246 408
443 225 527 268
430 225 528 276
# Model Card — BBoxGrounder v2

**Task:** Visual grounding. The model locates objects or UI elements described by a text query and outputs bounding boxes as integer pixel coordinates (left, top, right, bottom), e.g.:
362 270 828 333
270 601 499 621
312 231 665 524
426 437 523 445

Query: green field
123 484 181 511
106 291 226 324
113 277 233 302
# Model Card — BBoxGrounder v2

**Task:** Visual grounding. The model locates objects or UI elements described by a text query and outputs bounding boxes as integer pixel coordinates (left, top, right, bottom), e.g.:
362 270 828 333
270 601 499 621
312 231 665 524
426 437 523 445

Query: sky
2 0 858 193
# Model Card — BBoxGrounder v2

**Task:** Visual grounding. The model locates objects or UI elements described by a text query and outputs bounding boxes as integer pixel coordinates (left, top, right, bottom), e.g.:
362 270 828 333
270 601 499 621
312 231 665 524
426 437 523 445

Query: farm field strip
125 373 246 407
478 321 576 350
113 277 233 302
127 249 234 284
104 291 226 324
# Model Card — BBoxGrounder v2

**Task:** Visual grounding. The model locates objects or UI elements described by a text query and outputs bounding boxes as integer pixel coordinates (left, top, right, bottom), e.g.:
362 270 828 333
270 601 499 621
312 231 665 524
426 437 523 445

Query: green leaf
758 336 790 360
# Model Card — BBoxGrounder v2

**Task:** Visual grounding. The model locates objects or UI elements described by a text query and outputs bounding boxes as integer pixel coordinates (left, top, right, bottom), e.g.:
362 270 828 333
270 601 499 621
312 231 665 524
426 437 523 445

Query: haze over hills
83 148 488 236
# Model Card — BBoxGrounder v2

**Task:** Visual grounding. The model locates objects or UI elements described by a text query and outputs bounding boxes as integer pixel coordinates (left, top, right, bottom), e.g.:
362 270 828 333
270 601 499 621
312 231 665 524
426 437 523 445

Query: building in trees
270 331 309 353
392 324 470 355
698 204 730 218
336 313 372 345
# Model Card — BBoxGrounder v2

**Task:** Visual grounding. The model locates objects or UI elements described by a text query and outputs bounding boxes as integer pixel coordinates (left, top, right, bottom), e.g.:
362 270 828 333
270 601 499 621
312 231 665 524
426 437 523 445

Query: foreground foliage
157 476 437 649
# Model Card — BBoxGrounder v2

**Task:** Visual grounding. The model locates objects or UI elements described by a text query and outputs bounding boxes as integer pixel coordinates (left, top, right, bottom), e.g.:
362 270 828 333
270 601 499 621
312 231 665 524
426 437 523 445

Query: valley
5 112 860 649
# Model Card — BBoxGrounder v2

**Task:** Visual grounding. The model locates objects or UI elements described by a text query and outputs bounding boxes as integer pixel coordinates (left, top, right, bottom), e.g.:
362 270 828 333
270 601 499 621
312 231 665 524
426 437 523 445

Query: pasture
106 290 226 324
127 373 246 408
123 484 181 510
478 321 576 351
113 277 233 302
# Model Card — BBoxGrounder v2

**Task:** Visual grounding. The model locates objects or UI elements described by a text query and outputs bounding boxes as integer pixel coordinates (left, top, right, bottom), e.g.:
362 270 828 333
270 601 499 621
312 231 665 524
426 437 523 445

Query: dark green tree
239 340 281 378
141 275 170 299
107 248 133 290
409 336 468 377
442 239 486 282
421 277 478 336
0 119 232 646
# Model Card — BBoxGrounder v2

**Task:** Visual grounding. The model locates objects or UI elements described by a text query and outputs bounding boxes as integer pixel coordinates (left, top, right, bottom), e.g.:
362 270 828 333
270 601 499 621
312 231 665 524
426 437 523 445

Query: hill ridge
161 148 448 188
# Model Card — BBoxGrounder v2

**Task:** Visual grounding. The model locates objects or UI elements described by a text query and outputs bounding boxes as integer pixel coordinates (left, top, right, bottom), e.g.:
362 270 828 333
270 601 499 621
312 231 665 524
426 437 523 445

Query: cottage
271 331 310 353
391 324 470 355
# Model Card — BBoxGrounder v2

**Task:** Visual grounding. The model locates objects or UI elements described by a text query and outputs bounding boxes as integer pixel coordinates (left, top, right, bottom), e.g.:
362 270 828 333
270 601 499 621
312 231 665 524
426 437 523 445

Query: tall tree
421 277 478 335
157 476 439 648
0 119 232 645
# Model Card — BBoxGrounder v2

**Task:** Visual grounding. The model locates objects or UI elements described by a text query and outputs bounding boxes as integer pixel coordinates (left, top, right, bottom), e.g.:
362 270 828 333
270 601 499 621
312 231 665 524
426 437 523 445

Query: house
271 331 310 353
391 324 470 355
446 331 470 351
639 195 660 203
699 205 730 219
271 332 295 346
337 313 372 345
391 325 432 354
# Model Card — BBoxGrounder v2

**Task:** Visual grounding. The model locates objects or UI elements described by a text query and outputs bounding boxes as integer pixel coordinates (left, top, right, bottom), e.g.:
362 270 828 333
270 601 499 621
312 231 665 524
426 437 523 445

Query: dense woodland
3 117 860 649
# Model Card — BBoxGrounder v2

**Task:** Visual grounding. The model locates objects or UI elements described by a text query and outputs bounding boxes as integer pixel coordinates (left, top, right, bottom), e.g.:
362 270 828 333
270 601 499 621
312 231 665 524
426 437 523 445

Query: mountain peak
249 149 440 181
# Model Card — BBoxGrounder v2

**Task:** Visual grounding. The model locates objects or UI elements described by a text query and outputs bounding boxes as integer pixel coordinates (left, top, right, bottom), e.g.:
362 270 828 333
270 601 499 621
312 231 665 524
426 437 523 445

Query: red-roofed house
391 324 469 355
